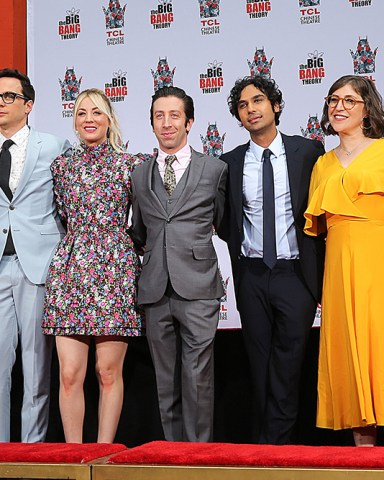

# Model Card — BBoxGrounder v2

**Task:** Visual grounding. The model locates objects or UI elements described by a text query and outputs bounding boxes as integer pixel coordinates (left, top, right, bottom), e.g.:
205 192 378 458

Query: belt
239 256 299 271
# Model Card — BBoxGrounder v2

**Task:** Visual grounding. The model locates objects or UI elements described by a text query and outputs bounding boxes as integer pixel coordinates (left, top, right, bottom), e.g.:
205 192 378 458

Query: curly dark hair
227 76 284 126
321 75 384 138
0 68 35 102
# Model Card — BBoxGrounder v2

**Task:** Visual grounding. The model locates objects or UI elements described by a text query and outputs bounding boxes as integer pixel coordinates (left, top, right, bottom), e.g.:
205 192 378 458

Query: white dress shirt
241 131 299 259
0 125 30 194
156 143 191 185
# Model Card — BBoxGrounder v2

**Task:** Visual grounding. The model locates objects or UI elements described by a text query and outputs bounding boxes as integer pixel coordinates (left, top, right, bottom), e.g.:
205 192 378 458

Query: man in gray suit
0 69 70 441
130 86 227 442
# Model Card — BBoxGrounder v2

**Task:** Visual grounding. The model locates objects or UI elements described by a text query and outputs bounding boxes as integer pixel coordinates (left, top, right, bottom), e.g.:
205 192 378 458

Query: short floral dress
42 142 146 336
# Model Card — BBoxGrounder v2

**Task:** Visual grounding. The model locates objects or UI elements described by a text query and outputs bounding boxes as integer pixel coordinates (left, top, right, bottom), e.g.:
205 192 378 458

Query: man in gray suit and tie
130 86 227 442
0 68 70 441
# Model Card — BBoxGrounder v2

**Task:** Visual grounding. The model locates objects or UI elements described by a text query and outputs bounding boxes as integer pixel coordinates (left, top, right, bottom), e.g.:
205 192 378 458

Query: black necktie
262 148 277 269
0 139 14 200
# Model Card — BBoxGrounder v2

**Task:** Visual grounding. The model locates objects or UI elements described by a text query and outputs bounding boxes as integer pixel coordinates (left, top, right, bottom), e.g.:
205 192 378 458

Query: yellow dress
304 139 384 430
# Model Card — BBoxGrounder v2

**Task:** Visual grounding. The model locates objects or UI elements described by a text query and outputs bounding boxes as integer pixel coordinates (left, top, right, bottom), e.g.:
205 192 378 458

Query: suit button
2 229 7 234
9 205 15 210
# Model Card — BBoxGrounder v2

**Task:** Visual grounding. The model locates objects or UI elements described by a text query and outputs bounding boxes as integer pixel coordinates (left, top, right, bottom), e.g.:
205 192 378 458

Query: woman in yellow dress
304 75 384 446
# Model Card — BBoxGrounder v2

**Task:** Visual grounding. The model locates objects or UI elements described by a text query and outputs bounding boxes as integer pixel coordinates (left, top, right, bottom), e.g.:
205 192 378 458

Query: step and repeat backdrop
27 0 382 328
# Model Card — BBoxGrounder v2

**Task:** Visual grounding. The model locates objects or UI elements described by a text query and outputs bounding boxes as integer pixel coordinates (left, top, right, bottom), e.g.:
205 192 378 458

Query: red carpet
108 441 384 469
0 442 127 463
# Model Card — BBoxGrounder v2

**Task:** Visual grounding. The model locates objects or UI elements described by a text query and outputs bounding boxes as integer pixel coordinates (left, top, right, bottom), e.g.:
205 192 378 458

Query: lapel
13 128 42 201
229 142 249 232
281 133 301 218
146 154 168 217
168 147 204 218
0 189 9 203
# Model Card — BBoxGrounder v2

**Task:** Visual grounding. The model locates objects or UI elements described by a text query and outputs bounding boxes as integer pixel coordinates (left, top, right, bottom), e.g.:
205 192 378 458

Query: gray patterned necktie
164 155 177 195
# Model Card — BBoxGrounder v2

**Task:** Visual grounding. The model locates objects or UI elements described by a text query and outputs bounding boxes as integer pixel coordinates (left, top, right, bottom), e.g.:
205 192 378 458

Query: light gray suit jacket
130 148 228 304
0 127 70 284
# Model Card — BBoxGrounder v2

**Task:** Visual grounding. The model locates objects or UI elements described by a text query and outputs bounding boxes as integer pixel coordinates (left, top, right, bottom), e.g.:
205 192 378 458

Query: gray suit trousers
145 286 220 442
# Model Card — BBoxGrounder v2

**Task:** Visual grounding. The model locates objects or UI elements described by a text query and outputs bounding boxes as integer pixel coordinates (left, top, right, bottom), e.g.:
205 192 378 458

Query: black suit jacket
218 133 325 303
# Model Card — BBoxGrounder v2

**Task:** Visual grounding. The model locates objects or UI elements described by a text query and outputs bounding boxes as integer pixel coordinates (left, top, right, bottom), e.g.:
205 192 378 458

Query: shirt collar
249 130 283 161
0 125 30 148
157 143 191 167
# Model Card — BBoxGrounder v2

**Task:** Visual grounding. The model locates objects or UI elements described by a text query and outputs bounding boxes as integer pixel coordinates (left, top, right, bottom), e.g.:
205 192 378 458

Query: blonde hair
73 88 124 152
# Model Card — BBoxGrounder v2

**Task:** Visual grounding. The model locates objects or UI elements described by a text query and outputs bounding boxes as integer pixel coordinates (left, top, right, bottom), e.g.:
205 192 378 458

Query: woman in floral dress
43 88 146 443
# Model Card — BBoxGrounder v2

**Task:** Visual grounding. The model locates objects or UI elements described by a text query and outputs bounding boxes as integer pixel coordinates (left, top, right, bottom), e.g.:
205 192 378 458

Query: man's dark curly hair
227 76 284 126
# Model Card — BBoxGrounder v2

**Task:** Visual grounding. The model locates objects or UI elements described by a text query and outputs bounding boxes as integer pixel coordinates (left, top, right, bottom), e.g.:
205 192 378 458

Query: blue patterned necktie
164 155 177 195
262 148 277 269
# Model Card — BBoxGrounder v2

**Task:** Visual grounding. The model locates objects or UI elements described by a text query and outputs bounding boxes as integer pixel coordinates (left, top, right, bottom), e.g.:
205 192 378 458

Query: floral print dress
42 142 146 336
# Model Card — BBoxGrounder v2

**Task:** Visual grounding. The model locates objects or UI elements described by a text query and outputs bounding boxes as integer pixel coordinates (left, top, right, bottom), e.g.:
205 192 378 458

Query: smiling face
152 95 193 154
237 84 279 144
0 77 33 137
327 83 366 137
74 96 110 146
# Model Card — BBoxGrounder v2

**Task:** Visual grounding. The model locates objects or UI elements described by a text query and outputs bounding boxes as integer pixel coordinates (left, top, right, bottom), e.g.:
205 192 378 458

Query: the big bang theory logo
59 66 82 118
104 70 128 103
299 0 321 24
349 0 372 6
58 8 81 40
299 50 325 85
199 60 224 94
350 37 377 79
150 0 174 30
245 0 272 19
103 0 126 46
199 0 220 36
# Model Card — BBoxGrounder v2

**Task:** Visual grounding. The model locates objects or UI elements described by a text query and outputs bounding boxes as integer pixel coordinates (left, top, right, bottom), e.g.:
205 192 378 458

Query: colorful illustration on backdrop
151 57 176 91
248 47 273 79
59 66 82 102
300 115 325 144
299 0 320 6
198 0 220 18
200 123 226 157
350 37 377 76
103 1 127 29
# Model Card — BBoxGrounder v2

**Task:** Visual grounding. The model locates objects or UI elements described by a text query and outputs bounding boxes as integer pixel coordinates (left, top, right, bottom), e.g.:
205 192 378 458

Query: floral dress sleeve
51 150 71 224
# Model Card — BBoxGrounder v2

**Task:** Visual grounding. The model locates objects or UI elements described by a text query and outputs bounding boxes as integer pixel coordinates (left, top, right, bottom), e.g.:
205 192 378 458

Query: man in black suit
218 76 325 444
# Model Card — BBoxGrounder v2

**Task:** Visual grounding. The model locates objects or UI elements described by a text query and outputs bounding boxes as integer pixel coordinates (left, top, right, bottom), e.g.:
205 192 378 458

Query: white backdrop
27 0 382 328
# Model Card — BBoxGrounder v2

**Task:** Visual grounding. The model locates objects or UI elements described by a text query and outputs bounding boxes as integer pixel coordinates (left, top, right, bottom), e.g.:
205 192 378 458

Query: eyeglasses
324 95 365 111
0 91 30 104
